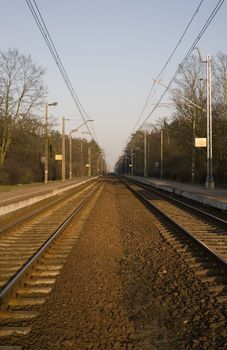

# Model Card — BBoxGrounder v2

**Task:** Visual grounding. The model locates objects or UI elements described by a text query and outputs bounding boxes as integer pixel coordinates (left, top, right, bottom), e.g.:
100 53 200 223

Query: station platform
0 177 96 216
127 176 227 211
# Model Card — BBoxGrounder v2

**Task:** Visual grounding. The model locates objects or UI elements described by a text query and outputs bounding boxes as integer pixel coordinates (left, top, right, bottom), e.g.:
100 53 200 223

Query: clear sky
0 0 226 170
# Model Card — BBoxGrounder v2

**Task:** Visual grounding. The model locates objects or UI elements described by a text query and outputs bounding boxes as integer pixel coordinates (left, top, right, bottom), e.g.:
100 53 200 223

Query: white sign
195 138 207 147
86 163 90 167
55 154 62 160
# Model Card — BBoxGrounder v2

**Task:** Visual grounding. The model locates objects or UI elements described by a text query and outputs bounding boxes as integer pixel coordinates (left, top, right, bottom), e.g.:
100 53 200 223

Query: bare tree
0 48 46 166
170 52 227 183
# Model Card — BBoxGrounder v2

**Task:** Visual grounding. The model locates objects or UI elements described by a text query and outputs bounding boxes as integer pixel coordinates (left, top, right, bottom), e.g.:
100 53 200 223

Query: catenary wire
131 0 205 134
26 0 94 136
139 0 224 130
26 0 99 144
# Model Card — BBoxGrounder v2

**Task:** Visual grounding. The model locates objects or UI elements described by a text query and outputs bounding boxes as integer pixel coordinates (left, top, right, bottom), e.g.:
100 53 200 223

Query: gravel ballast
18 176 227 349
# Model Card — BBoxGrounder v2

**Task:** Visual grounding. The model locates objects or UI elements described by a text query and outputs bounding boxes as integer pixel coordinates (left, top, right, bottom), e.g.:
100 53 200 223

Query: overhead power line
140 0 225 129
132 0 205 133
26 0 99 143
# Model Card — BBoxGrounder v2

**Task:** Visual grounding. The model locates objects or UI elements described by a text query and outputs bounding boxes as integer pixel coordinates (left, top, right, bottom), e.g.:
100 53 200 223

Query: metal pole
125 154 127 174
80 141 83 176
160 129 163 179
44 102 58 183
96 157 99 175
131 147 134 176
191 108 196 183
69 134 72 180
62 117 66 181
205 54 214 188
44 105 48 184
144 130 147 177
88 146 92 176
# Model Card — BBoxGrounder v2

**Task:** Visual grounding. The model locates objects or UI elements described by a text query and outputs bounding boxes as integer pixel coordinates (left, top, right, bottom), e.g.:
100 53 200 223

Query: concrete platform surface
0 177 95 216
129 176 227 211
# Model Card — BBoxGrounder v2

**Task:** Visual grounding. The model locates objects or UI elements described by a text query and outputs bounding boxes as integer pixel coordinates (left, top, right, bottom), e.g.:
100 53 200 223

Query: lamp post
44 102 58 184
194 48 214 188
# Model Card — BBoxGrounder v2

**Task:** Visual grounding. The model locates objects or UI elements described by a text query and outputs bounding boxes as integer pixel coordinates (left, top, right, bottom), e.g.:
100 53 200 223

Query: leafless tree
0 48 46 166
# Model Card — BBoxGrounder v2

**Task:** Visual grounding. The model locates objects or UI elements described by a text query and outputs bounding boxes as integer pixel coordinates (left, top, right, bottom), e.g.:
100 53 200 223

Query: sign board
86 163 90 168
55 154 62 160
195 138 207 147
154 161 159 167
129 164 132 168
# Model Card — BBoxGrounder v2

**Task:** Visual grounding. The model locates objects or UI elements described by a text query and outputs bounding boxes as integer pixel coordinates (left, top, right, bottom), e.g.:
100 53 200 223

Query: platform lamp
44 102 58 184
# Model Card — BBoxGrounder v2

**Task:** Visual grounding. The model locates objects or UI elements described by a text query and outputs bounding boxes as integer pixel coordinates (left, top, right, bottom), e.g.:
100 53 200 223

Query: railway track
0 179 102 347
122 177 227 313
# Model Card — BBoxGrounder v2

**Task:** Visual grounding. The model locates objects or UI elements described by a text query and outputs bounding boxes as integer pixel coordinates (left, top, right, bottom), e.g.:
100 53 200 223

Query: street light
44 101 58 184
194 47 214 189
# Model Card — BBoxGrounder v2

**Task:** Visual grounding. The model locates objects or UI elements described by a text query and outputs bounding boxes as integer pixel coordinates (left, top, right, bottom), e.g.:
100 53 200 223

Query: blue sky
0 0 226 170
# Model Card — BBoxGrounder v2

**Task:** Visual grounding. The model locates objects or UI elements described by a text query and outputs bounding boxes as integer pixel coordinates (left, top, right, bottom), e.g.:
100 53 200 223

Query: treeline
0 119 104 184
0 48 105 185
115 52 227 185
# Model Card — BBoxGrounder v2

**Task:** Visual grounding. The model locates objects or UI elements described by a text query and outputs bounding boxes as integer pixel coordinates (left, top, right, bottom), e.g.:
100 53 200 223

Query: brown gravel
20 175 227 349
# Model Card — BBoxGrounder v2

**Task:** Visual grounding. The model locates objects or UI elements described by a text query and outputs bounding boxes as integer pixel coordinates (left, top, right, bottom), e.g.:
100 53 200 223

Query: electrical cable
26 0 99 144
139 0 224 129
131 0 205 134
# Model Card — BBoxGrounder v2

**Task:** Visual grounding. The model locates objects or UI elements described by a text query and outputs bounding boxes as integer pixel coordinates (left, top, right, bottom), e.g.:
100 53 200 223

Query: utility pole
191 108 196 183
124 154 127 175
144 130 147 177
160 129 163 179
194 48 214 188
44 102 57 184
44 105 49 184
80 141 83 176
131 146 134 176
88 146 92 176
205 55 214 188
61 117 68 181
69 134 72 180
68 121 93 179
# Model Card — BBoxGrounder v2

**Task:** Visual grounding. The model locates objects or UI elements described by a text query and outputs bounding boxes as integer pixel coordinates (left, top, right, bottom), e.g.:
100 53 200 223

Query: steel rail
0 183 99 302
122 178 227 273
124 176 227 226
0 179 97 235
